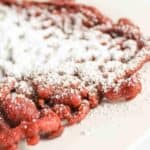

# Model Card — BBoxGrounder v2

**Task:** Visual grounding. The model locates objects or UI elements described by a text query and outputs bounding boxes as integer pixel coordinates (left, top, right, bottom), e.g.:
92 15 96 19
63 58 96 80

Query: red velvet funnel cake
0 1 149 150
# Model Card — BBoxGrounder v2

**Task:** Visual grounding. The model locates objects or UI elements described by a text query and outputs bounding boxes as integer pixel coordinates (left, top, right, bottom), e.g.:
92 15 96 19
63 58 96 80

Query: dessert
0 0 149 149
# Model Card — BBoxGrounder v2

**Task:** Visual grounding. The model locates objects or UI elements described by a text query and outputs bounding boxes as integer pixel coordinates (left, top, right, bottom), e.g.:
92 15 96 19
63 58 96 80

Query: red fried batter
50 86 82 108
104 75 142 102
52 104 72 120
35 83 83 108
53 100 90 125
36 83 101 109
1 94 39 126
88 91 101 108
34 83 54 99
69 100 90 125
0 109 63 150
105 18 141 40
21 108 63 145
121 77 142 100
0 114 23 150
0 127 23 150
2 0 75 4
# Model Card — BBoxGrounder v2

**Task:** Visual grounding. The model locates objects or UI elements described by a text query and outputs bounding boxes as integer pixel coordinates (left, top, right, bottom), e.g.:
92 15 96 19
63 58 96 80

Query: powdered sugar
0 3 149 92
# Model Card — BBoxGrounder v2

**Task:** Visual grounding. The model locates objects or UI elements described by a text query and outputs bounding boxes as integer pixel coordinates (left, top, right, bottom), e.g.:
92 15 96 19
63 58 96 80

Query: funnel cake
0 1 149 150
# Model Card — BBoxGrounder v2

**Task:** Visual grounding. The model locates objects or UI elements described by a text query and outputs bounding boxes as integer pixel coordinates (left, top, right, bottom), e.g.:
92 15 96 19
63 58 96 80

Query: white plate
128 130 150 150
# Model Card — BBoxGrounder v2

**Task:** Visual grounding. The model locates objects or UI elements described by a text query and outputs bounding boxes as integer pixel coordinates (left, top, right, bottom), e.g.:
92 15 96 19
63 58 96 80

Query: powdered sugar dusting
0 3 149 93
